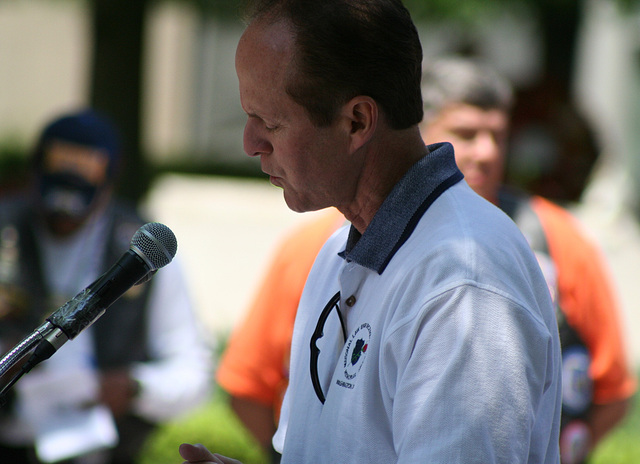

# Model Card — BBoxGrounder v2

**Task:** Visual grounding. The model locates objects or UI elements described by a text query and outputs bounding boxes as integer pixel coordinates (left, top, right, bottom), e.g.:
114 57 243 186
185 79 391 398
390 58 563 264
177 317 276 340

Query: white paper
34 405 118 463
16 366 118 462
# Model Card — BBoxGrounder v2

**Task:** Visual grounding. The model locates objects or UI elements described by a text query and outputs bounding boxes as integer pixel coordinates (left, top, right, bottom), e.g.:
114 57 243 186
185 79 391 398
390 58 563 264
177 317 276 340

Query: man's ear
342 96 378 154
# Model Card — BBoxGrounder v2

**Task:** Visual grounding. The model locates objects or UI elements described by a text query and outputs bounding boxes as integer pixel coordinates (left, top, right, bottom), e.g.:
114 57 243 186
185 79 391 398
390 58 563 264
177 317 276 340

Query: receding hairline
242 14 303 92
421 58 514 120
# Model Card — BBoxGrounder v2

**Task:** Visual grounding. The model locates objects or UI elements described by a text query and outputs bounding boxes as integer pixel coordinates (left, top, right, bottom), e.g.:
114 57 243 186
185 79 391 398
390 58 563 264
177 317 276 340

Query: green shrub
590 391 640 464
138 394 267 464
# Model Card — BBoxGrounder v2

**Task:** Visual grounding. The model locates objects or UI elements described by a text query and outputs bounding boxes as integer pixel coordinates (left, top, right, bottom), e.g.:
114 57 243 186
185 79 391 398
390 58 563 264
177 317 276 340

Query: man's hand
179 443 243 464
99 369 138 418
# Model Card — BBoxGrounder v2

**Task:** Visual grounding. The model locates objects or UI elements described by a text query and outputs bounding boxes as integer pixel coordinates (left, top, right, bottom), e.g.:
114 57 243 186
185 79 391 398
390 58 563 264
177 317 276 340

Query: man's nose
243 119 272 157
473 131 501 161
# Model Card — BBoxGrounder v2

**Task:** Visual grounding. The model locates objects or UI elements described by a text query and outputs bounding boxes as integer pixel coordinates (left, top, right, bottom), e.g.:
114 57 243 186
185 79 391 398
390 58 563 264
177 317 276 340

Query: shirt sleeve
389 285 559 462
215 244 300 408
217 209 344 413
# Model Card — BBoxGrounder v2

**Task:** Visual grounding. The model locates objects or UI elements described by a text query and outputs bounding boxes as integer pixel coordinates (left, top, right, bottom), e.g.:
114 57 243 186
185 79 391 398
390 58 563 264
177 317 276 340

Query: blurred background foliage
137 394 267 464
2 0 631 205
2 0 640 209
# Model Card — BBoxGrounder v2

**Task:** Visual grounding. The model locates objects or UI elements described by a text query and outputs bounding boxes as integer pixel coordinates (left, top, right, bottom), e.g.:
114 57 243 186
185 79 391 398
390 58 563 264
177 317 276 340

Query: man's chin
468 184 499 203
45 213 85 237
282 191 314 214
283 198 306 213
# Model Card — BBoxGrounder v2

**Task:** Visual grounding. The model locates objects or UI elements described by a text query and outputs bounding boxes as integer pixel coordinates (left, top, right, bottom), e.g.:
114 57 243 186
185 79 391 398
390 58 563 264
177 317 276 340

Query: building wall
0 0 89 146
0 0 248 164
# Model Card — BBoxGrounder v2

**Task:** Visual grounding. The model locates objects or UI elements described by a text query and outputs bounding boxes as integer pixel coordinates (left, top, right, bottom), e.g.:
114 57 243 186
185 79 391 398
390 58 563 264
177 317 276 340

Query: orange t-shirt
217 208 346 418
531 196 636 404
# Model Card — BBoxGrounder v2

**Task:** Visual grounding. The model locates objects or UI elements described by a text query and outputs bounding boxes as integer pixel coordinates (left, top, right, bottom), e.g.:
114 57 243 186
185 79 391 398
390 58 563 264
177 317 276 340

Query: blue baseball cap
33 109 122 181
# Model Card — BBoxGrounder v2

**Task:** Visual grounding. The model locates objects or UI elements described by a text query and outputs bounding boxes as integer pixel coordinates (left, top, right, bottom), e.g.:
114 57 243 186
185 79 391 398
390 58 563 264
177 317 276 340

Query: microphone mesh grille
131 222 178 270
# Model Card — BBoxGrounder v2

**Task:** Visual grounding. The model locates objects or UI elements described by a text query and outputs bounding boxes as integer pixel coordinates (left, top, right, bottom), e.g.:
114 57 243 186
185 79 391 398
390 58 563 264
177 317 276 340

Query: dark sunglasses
309 291 347 404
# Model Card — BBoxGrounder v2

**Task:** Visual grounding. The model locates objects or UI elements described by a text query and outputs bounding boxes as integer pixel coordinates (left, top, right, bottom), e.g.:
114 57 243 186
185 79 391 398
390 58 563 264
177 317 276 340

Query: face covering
38 172 100 221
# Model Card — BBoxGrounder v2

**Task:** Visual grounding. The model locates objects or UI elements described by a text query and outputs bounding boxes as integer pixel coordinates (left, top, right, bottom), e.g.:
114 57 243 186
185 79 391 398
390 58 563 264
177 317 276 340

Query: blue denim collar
339 142 463 274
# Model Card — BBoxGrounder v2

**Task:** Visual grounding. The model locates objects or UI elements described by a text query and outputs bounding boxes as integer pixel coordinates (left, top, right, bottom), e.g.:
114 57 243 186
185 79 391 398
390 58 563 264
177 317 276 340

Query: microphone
26 222 178 369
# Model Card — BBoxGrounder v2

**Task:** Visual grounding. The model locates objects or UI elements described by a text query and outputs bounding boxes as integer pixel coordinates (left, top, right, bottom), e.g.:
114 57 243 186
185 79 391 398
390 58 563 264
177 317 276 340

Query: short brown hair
243 0 424 129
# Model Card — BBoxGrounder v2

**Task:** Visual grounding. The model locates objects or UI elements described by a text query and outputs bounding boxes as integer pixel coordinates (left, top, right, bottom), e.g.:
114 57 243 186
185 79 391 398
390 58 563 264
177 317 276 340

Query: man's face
38 140 110 236
235 19 354 213
420 103 509 204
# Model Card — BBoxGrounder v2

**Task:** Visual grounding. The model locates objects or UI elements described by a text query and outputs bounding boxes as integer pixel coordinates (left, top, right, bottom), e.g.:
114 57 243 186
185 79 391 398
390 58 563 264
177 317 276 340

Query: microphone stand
0 321 66 407
0 221 176 408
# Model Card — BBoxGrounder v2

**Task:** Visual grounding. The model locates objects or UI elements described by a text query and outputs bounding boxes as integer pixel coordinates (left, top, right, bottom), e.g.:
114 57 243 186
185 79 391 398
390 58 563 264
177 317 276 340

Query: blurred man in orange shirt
420 57 636 464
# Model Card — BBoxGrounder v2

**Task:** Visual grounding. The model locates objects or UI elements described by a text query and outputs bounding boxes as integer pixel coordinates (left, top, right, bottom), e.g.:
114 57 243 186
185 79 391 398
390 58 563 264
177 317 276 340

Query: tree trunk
89 0 150 204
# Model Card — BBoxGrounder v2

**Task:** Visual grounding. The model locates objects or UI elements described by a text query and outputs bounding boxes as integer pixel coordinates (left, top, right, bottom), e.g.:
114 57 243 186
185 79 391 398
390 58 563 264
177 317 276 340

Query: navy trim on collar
338 142 463 274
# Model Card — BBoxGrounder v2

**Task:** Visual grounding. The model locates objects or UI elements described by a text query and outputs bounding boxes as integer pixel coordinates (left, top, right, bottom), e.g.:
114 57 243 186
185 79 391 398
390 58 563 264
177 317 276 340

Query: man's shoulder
0 193 30 224
110 199 147 223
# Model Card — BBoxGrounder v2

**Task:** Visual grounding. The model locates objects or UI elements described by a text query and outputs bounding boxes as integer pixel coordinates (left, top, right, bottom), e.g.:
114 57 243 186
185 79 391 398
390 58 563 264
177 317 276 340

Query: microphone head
130 222 178 270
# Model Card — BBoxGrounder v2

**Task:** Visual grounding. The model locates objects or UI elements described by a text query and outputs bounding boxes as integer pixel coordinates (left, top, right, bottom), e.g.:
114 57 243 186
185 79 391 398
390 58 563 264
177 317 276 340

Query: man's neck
339 126 428 233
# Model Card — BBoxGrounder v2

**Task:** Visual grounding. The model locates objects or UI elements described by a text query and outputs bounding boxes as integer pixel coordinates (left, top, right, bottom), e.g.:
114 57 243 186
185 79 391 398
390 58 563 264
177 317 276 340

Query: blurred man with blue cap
0 109 212 464
32 110 122 236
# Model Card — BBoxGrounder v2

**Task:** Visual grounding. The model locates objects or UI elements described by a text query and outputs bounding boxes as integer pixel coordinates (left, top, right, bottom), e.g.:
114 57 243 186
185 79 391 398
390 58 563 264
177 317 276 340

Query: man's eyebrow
243 109 266 120
247 111 284 126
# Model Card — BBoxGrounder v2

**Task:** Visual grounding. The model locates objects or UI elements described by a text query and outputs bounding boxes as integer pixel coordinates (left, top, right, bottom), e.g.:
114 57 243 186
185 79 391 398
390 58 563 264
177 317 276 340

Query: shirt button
345 295 356 307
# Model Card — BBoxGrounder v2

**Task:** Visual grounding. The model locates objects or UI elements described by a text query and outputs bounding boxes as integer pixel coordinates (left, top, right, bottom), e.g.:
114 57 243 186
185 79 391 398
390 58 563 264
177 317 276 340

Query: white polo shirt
274 143 562 463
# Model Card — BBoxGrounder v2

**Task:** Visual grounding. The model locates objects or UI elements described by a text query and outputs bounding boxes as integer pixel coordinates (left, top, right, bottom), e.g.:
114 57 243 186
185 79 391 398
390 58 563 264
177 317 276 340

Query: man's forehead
236 19 297 116
435 103 509 126
236 17 295 74
241 15 294 49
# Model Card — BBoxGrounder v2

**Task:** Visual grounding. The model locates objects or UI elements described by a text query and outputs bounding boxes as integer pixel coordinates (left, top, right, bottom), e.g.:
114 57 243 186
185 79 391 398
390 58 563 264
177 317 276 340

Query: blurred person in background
0 109 212 464
216 207 345 462
419 57 637 464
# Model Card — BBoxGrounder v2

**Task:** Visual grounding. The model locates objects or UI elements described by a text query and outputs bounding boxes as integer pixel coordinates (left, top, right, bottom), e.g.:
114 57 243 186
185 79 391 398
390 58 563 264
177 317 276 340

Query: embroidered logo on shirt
337 322 371 390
